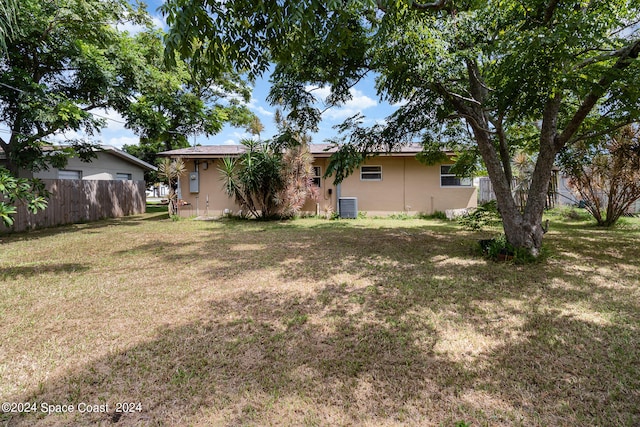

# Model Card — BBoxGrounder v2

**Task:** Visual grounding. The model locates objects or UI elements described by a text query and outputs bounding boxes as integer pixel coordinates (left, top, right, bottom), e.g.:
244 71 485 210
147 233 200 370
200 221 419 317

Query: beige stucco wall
176 158 241 217
32 152 146 181
175 155 477 217
302 158 336 215
331 156 477 215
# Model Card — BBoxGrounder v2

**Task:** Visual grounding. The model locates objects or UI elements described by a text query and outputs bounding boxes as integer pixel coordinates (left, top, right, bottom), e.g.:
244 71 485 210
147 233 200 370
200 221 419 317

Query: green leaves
219 138 316 219
121 28 255 181
0 0 141 172
0 167 49 227
0 0 16 54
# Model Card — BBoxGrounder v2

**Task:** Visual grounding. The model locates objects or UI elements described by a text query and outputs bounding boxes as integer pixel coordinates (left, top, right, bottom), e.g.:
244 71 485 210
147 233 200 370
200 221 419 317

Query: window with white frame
312 166 321 187
58 169 82 180
116 173 132 181
360 165 382 181
440 165 472 187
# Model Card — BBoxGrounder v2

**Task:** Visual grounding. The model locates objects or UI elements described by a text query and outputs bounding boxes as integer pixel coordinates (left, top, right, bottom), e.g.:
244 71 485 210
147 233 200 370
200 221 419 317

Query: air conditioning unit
339 197 358 219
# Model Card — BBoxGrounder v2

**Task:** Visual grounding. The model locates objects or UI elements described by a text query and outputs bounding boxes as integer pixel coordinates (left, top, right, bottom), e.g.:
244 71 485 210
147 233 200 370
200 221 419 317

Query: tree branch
543 0 560 25
411 0 450 10
494 112 512 186
556 39 640 149
567 119 635 146
574 44 640 70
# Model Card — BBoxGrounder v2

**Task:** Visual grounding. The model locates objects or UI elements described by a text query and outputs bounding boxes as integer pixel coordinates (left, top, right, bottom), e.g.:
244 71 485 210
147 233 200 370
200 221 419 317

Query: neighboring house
0 145 157 232
31 145 153 182
556 174 579 207
1 145 154 181
556 174 640 214
159 144 477 217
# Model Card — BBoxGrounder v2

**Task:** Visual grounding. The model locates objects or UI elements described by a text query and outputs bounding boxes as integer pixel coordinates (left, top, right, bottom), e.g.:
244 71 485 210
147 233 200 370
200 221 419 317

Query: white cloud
256 106 274 117
231 130 249 139
391 99 409 108
49 130 84 143
115 13 166 35
304 86 377 121
242 96 274 118
327 90 377 121
306 85 332 100
245 96 258 108
222 139 236 145
106 136 139 149
91 108 127 132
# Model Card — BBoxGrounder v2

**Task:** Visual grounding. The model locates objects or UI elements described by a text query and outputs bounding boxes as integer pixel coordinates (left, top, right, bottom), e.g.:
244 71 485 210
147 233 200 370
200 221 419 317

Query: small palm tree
157 157 186 216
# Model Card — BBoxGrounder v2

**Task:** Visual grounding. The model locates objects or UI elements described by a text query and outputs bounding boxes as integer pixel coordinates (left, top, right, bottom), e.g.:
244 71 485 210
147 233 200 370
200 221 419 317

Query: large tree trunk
443 62 555 258
486 165 551 257
468 102 561 257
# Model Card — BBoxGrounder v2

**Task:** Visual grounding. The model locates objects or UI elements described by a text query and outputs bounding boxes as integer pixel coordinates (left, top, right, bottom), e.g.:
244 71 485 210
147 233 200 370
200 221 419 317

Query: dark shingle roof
159 143 430 158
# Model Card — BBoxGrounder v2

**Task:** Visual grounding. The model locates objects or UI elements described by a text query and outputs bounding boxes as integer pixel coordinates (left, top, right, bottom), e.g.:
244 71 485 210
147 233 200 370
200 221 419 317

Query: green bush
545 206 591 222
388 212 412 220
459 201 501 231
479 234 547 264
417 211 447 220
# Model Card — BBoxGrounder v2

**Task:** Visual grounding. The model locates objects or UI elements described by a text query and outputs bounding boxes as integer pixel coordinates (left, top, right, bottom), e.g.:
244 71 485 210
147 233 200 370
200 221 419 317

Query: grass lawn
1 212 638 426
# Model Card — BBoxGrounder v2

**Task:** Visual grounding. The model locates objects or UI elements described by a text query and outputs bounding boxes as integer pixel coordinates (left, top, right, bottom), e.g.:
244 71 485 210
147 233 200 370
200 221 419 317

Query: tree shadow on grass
474 308 640 424
140 212 169 221
2 221 639 426
3 287 472 426
0 217 144 243
0 263 89 280
0 210 175 242
4 281 638 426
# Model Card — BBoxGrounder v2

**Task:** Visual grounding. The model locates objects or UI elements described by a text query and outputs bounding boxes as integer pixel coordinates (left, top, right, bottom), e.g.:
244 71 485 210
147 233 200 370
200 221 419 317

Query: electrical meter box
189 172 199 193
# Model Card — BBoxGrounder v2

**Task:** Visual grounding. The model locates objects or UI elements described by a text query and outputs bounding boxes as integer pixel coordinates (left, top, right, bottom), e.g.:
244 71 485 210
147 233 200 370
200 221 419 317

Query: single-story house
1 145 157 232
159 144 477 217
3 145 155 182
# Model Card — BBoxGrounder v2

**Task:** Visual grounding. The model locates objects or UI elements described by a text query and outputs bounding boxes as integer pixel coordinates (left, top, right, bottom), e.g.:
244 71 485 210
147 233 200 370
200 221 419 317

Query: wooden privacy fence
1 179 146 233
478 174 559 210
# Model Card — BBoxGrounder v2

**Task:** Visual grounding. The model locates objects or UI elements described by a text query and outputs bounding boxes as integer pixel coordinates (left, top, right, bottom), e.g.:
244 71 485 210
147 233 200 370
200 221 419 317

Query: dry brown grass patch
0 215 638 426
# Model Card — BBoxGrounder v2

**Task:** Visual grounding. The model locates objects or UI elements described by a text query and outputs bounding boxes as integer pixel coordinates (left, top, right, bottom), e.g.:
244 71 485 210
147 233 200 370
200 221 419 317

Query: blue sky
127 0 400 148
1 0 399 149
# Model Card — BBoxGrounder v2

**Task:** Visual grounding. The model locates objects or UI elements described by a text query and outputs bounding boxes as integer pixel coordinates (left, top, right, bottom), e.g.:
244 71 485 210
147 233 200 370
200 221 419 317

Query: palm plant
277 143 318 217
512 152 535 211
219 138 317 219
157 157 186 216
561 125 640 226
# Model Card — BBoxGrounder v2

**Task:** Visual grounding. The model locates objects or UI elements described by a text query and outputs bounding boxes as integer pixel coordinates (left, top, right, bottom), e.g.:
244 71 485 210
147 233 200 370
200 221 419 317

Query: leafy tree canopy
164 0 640 255
0 0 147 172
0 0 255 176
121 29 256 183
